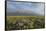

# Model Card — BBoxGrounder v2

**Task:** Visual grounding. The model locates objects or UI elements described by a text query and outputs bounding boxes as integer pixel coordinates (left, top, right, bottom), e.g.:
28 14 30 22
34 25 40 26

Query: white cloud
7 1 44 16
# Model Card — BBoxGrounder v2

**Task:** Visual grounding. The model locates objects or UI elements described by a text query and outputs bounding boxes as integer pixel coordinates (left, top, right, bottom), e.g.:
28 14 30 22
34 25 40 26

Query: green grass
6 16 45 30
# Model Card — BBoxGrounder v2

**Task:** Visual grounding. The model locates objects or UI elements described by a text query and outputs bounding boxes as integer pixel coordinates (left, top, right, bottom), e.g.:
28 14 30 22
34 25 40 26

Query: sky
7 1 44 16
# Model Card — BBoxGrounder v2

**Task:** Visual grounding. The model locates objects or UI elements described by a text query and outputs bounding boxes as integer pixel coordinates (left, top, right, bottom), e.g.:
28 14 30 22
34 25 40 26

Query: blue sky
7 1 44 16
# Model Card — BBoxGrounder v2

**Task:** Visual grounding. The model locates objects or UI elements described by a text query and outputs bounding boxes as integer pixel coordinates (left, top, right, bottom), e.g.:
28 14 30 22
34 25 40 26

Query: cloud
31 3 44 15
7 1 44 16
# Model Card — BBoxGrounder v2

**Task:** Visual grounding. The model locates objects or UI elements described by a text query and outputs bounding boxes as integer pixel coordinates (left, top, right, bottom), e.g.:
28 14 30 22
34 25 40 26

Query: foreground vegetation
6 16 45 30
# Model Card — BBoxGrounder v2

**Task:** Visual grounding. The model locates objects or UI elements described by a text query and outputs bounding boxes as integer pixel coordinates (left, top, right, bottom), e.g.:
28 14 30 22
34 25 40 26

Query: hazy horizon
7 1 45 16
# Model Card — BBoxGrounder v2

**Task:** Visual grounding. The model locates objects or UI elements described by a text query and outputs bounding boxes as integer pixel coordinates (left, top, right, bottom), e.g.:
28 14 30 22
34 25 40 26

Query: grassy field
6 16 45 30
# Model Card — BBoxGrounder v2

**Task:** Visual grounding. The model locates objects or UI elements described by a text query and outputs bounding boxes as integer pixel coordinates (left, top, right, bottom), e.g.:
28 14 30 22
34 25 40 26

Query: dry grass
6 16 45 30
